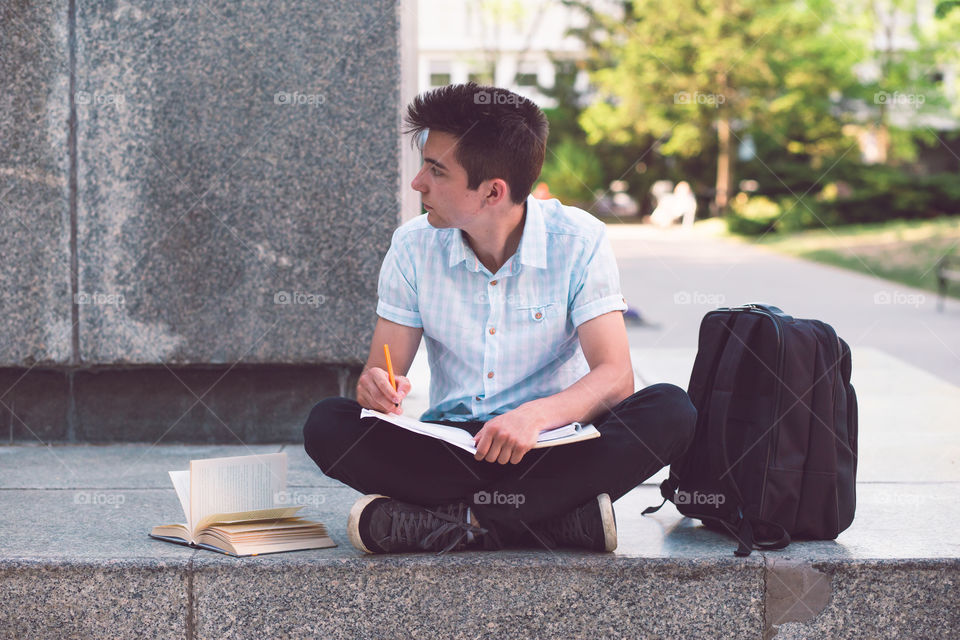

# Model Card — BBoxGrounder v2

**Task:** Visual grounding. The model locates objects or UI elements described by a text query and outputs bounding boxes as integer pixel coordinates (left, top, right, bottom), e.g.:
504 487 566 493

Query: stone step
2 347 958 638
1 444 958 639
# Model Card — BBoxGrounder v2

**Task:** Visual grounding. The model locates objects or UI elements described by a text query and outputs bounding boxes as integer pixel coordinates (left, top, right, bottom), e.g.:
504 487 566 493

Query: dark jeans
302 383 696 549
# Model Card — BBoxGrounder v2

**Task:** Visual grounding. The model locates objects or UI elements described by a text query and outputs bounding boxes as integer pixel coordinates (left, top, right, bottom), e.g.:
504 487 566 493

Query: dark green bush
739 160 960 228
538 139 605 207
776 196 835 232
726 195 780 235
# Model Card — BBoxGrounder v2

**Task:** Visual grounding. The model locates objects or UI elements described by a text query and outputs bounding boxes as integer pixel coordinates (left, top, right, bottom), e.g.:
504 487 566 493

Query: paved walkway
610 224 960 387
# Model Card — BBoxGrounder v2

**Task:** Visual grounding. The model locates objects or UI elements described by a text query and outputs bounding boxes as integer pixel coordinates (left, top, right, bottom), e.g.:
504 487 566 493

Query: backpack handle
734 513 791 556
742 303 793 321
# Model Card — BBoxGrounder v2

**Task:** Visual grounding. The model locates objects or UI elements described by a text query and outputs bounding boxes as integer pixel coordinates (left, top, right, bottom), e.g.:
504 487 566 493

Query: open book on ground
150 452 336 557
360 409 600 454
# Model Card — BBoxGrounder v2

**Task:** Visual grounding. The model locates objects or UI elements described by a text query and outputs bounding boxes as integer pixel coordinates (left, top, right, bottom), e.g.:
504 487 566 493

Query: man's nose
411 171 427 193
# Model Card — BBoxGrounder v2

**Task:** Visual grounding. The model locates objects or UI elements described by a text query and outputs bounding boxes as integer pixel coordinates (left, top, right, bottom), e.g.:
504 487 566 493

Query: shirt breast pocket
509 301 567 361
513 301 563 324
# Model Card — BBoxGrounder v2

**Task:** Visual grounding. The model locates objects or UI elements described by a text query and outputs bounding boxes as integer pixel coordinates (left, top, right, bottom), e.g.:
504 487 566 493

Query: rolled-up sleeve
569 228 627 328
376 231 423 328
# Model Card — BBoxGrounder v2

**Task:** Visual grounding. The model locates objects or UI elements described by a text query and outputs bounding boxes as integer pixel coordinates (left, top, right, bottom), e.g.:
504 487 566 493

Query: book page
189 452 286 534
532 424 600 448
193 506 303 534
168 470 191 524
360 409 597 453
360 408 477 452
537 422 583 442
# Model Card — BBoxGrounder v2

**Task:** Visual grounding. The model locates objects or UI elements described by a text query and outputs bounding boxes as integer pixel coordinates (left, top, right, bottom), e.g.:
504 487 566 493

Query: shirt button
489 327 496 335
534 311 543 320
487 371 494 379
490 280 498 286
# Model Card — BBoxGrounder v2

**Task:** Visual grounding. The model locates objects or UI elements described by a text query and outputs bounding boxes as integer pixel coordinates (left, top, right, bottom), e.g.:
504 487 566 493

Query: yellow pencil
383 344 398 407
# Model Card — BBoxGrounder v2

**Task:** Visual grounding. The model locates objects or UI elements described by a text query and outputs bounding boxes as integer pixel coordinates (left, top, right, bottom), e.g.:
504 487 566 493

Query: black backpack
644 304 858 556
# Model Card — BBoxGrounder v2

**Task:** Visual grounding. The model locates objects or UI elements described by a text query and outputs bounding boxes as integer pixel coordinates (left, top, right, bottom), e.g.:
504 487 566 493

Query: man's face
410 130 486 229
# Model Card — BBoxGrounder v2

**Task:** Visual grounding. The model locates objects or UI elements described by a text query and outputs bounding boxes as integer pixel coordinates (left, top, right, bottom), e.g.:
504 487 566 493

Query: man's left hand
473 405 544 465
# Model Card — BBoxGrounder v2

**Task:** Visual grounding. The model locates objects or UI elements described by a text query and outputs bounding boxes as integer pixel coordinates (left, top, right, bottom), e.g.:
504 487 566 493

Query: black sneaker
527 493 617 552
347 494 489 554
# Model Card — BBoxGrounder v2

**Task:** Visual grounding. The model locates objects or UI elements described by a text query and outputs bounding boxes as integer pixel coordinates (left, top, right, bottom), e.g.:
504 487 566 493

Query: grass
697 216 960 299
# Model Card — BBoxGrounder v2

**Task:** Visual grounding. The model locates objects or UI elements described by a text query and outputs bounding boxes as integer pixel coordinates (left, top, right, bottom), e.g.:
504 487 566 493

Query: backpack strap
732 509 791 557
642 477 791 555
641 477 677 515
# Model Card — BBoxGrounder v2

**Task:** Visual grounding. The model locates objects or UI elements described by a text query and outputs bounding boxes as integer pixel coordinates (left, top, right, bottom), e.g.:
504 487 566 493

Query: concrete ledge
765 557 960 640
192 555 762 639
1 445 958 639
0 559 189 639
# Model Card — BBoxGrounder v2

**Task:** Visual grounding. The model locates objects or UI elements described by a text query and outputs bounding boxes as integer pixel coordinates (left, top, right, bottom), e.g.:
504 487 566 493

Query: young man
303 83 696 554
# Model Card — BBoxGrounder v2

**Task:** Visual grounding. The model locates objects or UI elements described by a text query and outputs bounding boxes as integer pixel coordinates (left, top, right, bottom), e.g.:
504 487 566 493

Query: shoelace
390 504 490 554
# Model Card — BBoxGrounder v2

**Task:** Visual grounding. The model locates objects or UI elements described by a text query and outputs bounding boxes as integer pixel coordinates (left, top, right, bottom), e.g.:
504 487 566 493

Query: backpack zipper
739 304 784 519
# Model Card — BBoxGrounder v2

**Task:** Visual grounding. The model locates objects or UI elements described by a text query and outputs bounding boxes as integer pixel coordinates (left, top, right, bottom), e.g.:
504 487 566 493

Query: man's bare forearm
519 362 634 430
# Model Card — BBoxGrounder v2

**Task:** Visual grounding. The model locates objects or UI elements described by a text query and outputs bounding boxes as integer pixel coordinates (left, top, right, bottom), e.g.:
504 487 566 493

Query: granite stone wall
0 0 414 442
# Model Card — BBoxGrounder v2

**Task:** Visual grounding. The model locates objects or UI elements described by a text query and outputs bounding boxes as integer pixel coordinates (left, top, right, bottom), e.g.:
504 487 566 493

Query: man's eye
430 167 442 176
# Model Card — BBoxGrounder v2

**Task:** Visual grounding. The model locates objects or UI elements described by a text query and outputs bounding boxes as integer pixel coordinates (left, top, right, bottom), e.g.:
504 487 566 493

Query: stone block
74 0 401 366
0 1 73 367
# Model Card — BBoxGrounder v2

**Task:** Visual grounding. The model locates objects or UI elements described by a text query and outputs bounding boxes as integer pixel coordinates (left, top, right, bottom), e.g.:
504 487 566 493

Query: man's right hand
356 367 412 414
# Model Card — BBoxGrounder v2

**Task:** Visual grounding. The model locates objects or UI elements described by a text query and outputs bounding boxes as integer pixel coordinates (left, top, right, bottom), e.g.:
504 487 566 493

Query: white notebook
359 409 600 454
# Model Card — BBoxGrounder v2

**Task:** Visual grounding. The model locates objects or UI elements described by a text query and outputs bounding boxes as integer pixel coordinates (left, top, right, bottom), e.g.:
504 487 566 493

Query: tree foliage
577 0 865 211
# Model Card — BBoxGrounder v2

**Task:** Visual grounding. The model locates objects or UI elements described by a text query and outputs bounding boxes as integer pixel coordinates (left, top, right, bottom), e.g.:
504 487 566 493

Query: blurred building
846 0 959 163
416 0 602 105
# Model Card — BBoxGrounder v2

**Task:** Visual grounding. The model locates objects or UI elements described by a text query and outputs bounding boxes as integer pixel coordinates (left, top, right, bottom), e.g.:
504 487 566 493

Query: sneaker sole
347 493 389 554
598 493 617 552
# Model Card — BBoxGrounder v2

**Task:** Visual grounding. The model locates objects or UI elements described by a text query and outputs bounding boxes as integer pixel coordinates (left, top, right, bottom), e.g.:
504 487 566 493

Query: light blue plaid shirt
376 195 627 422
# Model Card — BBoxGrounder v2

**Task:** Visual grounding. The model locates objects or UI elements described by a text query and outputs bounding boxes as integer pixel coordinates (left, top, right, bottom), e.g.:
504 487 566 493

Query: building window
515 72 538 87
468 71 494 85
430 73 452 87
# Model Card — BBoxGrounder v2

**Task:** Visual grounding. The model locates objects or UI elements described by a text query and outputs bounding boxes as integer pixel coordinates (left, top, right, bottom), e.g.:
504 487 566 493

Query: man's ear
483 178 511 206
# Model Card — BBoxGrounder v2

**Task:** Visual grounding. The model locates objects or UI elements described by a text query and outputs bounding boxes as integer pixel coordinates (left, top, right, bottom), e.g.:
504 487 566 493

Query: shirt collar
448 228 472 269
517 195 548 269
447 195 548 271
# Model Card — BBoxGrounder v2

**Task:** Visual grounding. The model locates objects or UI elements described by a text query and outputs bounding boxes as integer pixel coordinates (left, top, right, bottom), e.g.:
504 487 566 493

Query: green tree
537 59 644 208
538 138 605 205
837 0 960 164
577 0 862 213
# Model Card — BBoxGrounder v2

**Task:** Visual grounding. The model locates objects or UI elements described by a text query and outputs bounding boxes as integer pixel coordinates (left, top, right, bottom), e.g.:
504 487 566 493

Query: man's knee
302 396 359 472
648 383 697 458
625 383 696 459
